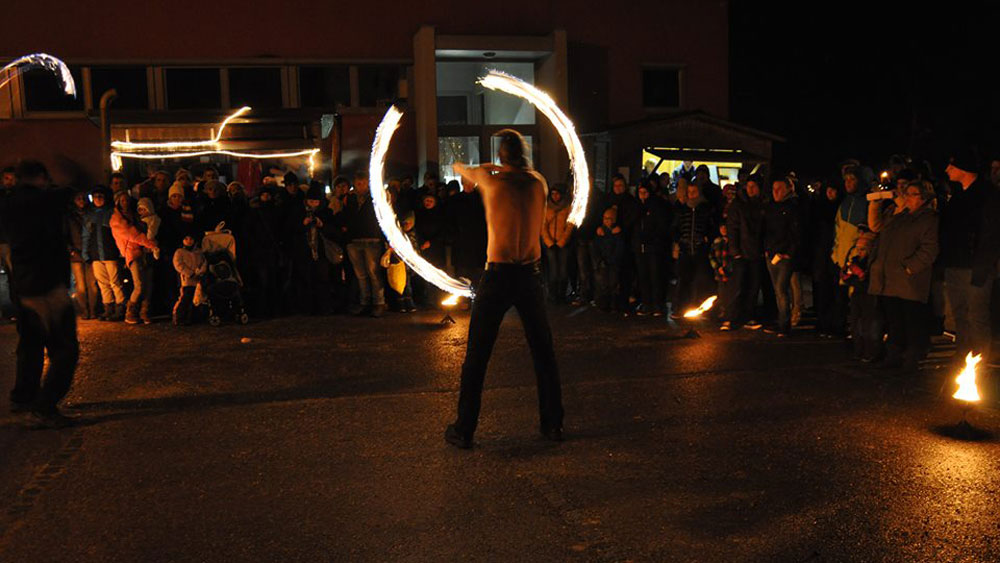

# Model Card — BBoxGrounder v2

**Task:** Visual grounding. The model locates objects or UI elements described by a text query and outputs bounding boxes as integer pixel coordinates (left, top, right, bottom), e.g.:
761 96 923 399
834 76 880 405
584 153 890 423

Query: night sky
730 1 999 179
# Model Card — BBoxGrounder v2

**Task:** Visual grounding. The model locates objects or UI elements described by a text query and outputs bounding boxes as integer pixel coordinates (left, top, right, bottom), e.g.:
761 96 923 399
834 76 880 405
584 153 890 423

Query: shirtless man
445 129 564 449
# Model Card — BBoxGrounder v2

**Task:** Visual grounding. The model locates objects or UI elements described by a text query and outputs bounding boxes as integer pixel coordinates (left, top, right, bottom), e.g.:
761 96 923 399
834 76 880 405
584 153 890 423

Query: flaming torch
439 294 460 325
683 295 718 319
952 352 983 434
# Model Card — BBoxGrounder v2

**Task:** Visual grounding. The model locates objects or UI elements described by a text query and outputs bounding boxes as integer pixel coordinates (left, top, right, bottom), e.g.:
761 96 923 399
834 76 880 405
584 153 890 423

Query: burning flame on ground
953 352 982 403
441 294 460 307
683 295 718 318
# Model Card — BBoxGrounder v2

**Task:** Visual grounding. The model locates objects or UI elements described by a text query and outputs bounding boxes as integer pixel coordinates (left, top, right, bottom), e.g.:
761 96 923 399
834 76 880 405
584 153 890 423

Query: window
90 66 148 110
490 135 533 166
23 65 84 112
229 67 282 109
436 61 534 125
165 68 221 110
642 67 681 109
299 65 350 108
439 137 480 184
358 65 402 107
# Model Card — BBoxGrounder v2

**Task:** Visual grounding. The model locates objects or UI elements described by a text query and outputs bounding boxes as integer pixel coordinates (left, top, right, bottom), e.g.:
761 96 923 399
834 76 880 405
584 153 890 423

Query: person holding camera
866 180 939 372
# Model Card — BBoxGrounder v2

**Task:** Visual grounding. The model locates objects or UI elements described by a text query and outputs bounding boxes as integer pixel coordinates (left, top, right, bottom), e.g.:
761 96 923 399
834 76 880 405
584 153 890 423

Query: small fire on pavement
441 294 460 307
683 295 717 319
953 352 982 404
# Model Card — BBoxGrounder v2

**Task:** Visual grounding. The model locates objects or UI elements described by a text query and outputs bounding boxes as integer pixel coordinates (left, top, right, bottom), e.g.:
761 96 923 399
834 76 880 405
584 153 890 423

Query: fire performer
0 161 79 427
445 130 563 449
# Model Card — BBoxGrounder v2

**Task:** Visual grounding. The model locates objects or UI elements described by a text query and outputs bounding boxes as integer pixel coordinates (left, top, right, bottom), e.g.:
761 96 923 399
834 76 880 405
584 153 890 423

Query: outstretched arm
452 162 497 191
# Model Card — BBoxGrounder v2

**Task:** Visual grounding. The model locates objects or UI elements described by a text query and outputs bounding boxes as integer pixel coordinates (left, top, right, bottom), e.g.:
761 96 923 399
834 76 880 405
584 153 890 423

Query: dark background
730 1 998 178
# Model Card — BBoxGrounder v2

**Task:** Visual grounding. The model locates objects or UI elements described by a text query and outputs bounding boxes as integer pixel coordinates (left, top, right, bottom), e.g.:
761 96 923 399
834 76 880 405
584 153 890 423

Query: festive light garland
110 106 251 151
0 53 76 97
368 71 591 299
111 148 320 173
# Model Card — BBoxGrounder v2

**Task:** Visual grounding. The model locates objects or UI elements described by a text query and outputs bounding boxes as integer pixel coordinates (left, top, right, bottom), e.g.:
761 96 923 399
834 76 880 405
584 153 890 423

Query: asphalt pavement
1 307 999 562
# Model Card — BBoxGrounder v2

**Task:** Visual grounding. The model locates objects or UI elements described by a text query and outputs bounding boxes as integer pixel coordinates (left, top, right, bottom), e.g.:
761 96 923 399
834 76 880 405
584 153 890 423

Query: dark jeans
10 287 79 412
454 262 563 439
882 296 930 367
674 250 713 313
767 258 794 332
575 240 593 300
635 246 665 313
726 257 764 325
813 258 841 334
850 290 883 361
545 244 571 302
173 286 196 325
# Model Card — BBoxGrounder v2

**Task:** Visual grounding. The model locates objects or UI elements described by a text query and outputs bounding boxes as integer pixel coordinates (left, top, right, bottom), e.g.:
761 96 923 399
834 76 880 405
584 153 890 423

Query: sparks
477 70 590 226
953 352 982 403
0 53 76 97
110 106 251 151
683 295 718 318
369 106 474 298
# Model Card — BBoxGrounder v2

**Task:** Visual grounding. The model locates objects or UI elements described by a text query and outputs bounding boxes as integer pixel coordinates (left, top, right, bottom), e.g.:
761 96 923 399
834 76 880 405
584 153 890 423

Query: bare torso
455 164 547 264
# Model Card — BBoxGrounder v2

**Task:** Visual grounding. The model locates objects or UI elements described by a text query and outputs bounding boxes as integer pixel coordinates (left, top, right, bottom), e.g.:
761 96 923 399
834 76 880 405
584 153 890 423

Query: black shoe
30 407 76 429
10 401 32 414
445 424 473 449
540 426 564 442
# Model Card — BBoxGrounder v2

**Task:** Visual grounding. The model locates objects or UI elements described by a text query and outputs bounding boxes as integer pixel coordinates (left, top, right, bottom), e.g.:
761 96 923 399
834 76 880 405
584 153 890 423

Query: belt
485 260 541 274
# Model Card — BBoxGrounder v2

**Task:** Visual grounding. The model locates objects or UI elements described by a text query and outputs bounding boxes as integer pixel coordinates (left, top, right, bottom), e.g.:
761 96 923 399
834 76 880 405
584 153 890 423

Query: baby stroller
200 223 249 326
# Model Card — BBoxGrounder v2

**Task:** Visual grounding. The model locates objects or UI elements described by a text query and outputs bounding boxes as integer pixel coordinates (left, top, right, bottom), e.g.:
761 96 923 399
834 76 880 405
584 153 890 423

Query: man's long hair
494 129 532 170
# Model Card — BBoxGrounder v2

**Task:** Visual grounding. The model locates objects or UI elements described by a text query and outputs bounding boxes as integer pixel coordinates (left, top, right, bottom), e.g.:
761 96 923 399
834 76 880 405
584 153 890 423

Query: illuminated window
299 66 350 108
642 67 681 109
23 65 84 112
229 67 282 109
166 68 222 110
439 137 480 184
90 66 148 110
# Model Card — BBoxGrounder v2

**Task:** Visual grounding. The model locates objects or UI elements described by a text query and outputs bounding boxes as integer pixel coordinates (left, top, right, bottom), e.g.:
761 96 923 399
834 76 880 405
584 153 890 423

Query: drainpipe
99 89 118 178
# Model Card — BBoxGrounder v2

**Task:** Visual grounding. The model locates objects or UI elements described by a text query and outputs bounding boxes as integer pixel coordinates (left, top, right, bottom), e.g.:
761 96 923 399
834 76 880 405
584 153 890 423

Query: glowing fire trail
683 295 718 318
477 70 591 227
111 148 320 173
953 352 982 403
110 106 252 151
369 106 474 298
0 53 76 97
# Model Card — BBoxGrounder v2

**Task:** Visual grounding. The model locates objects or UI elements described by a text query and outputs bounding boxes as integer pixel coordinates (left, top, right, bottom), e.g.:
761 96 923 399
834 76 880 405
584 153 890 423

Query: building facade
1 1 759 190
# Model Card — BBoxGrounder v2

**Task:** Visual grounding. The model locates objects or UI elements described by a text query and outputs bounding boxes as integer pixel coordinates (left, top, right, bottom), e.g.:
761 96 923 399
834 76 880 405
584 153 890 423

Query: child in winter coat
382 211 418 313
710 223 733 323
592 208 626 313
135 197 161 323
172 234 207 325
841 230 882 361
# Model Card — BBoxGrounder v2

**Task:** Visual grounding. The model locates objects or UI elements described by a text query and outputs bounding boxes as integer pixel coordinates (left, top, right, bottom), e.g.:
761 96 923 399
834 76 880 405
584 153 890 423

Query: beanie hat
306 181 325 200
168 181 185 199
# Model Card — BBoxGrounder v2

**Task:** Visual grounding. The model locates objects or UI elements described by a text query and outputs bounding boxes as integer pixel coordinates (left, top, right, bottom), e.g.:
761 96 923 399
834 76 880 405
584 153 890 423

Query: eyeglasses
904 192 923 198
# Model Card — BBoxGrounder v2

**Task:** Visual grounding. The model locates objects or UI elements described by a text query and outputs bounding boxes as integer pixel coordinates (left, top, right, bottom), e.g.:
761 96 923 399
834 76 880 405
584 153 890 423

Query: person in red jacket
109 192 158 325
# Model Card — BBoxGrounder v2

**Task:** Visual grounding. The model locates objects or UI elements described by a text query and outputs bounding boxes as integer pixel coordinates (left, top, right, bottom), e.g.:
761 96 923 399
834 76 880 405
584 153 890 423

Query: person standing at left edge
0 160 79 428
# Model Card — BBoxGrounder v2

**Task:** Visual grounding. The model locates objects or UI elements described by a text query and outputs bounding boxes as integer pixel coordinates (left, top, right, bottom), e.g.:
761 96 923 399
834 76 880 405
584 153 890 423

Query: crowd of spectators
1 151 998 376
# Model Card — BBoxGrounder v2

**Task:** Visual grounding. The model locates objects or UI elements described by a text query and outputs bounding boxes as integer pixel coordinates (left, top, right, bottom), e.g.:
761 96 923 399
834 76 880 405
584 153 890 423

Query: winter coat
603 192 640 235
542 198 573 248
66 205 89 263
939 177 990 269
725 191 764 259
593 228 625 267
0 185 73 297
110 209 156 267
415 205 447 267
631 196 670 252
972 189 1000 287
868 205 939 303
763 197 801 259
82 206 120 262
709 236 732 282
674 199 716 255
447 191 488 269
173 246 207 287
811 194 840 268
343 192 383 241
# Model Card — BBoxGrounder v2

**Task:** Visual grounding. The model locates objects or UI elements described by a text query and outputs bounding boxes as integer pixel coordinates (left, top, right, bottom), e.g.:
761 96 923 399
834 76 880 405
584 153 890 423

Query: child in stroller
201 223 249 326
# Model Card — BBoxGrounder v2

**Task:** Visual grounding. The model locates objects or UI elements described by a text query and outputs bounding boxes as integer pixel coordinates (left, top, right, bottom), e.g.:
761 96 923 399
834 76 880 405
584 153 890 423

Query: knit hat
305 181 325 200
137 197 155 215
168 181 185 199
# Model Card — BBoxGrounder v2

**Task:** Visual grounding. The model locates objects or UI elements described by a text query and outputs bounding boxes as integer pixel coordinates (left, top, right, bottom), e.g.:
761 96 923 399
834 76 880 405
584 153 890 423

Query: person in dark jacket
244 185 282 318
724 176 766 329
448 181 488 286
82 185 125 320
672 182 717 319
285 183 337 315
604 175 640 310
632 184 669 316
812 181 842 336
763 178 801 336
343 170 386 317
941 151 994 364
593 207 626 312
571 183 604 305
0 161 79 426
868 180 939 371
156 182 195 315
67 189 98 320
